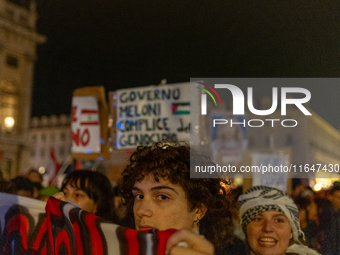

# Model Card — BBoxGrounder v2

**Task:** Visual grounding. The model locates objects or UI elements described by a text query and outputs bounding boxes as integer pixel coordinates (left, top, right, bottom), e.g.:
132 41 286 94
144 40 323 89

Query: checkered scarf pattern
238 185 304 242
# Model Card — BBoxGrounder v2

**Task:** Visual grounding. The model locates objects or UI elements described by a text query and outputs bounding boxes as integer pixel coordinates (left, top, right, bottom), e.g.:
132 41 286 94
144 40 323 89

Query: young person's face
246 211 292 255
63 181 97 214
132 174 203 232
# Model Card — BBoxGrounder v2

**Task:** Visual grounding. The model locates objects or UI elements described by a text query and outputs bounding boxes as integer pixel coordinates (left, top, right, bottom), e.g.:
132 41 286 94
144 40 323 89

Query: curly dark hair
119 142 234 251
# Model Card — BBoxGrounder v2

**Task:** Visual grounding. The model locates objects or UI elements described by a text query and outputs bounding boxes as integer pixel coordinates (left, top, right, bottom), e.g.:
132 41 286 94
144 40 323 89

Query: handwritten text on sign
71 96 101 154
116 83 191 149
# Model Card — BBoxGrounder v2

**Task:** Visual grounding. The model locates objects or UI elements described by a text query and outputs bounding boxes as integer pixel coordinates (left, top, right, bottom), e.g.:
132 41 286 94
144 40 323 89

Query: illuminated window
0 80 18 133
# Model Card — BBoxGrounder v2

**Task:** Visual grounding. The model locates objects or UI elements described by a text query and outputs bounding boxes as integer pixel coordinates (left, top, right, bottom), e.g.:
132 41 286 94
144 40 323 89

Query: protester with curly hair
119 142 239 255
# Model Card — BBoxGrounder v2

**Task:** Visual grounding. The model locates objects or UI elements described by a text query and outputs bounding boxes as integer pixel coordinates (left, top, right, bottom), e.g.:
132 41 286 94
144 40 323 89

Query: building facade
0 0 45 178
201 96 340 190
29 114 72 176
246 100 340 170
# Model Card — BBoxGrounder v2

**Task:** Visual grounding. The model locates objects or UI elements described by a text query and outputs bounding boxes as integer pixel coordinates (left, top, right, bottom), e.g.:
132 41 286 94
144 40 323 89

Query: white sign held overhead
115 83 191 150
71 96 101 154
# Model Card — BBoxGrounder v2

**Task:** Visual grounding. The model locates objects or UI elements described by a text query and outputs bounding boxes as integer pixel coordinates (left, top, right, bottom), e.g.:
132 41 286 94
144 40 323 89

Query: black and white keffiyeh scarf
238 185 304 243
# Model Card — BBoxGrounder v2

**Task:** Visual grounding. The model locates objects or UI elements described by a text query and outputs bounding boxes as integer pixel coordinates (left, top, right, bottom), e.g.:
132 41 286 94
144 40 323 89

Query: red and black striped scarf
0 193 176 255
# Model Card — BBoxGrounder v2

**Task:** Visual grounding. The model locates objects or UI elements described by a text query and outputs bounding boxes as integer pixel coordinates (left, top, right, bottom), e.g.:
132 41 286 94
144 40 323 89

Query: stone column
18 53 35 173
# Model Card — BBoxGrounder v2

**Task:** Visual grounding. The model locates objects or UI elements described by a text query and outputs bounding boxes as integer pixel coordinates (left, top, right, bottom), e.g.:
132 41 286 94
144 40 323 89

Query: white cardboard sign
71 96 101 154
115 83 191 150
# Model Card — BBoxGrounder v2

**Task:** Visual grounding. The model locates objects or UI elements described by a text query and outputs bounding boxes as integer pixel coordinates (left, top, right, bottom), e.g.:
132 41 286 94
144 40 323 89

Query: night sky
32 1 340 127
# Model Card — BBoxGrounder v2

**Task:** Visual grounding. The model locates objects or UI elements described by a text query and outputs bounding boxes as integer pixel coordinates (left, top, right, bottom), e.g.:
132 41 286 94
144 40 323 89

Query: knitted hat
238 185 304 242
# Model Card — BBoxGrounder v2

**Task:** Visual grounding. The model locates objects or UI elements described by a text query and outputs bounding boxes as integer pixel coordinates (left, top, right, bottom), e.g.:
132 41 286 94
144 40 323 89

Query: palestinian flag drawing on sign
171 102 190 115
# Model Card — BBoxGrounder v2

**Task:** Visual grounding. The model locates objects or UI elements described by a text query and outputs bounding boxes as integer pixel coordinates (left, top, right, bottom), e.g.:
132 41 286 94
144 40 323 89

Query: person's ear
195 204 207 220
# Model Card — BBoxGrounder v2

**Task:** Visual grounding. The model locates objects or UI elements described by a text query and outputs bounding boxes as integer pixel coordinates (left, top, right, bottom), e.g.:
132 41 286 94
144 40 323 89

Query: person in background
32 182 43 199
54 170 113 220
27 168 43 185
0 170 16 193
0 179 16 194
111 186 135 228
11 176 34 198
119 142 241 255
27 168 44 199
300 187 318 225
238 185 319 255
328 183 340 212
314 197 337 255
327 184 340 255
294 197 318 249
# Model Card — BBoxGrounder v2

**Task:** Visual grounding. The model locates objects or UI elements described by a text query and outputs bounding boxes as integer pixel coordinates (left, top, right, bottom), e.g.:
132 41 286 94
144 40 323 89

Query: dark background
32 1 340 127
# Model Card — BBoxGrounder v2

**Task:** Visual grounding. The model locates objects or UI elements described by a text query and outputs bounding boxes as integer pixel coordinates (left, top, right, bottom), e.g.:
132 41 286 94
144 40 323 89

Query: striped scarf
0 192 176 255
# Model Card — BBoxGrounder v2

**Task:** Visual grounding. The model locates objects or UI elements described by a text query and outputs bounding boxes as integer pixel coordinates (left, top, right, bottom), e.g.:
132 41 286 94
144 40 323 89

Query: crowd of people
1 141 340 255
291 182 340 255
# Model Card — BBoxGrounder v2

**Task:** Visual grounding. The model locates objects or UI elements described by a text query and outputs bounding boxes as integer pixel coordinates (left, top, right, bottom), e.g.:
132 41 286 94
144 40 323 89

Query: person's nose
262 219 274 232
65 192 76 203
135 197 153 218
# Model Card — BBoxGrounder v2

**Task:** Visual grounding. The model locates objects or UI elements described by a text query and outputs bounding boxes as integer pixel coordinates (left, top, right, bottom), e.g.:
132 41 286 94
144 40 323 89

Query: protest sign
72 96 101 154
71 86 109 160
112 83 191 150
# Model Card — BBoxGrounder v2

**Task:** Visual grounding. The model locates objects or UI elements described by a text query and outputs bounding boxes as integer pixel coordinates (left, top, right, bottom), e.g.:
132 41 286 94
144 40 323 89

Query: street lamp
4 116 15 129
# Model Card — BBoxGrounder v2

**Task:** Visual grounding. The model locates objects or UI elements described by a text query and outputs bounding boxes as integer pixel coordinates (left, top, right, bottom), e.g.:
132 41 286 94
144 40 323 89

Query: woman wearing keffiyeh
238 185 320 255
